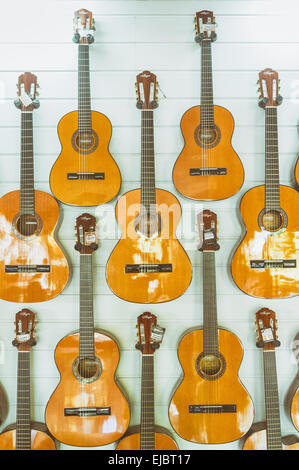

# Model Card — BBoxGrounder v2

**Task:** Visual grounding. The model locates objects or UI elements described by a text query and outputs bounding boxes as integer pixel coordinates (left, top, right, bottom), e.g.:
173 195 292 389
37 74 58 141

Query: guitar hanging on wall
116 312 178 450
0 72 69 303
243 308 299 450
169 210 254 444
106 71 192 303
49 8 121 206
45 213 130 447
289 331 299 433
231 69 299 299
0 309 56 450
172 10 244 200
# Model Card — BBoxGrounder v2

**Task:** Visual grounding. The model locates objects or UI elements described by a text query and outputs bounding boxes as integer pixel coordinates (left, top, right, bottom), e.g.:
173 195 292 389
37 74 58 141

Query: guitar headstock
136 312 165 354
75 213 98 254
15 72 40 111
12 309 36 351
258 68 283 108
197 210 220 251
255 308 280 350
136 71 159 110
73 8 95 44
194 10 217 44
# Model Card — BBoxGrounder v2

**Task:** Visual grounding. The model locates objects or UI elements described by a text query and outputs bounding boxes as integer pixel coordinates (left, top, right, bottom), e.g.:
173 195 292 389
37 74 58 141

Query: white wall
0 0 298 450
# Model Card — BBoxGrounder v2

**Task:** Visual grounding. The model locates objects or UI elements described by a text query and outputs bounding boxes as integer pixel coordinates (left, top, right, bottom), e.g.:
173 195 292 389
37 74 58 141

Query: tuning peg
14 98 22 109
72 33 80 43
33 99 40 109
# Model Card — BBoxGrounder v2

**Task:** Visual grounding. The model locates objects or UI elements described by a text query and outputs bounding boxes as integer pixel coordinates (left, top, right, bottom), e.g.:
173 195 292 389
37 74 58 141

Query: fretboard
79 254 95 358
263 350 282 450
141 110 156 213
203 251 218 354
200 39 214 126
140 355 155 450
78 44 92 134
16 351 31 450
20 112 35 215
265 107 280 210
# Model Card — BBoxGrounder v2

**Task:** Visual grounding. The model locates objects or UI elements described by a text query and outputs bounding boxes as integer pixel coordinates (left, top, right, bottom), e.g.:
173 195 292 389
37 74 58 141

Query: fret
200 40 214 126
265 107 280 211
20 112 35 215
263 350 282 450
79 254 95 358
16 351 31 450
78 44 92 133
203 252 218 355
140 355 155 450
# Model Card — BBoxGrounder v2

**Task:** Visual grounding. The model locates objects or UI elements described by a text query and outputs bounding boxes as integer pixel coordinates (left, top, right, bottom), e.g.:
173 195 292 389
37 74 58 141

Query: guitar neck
140 355 155 450
16 350 31 450
265 107 280 210
79 253 95 358
20 111 35 215
141 110 156 212
78 44 92 133
263 349 282 450
200 39 214 126
203 251 218 354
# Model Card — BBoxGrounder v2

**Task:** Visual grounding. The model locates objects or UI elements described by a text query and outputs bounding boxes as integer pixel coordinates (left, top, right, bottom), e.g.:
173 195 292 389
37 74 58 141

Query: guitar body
231 185 299 299
169 328 254 444
0 424 56 450
116 427 178 450
291 387 299 431
50 110 121 206
106 188 192 303
172 105 244 200
295 156 299 188
243 424 299 450
45 331 130 447
0 190 69 303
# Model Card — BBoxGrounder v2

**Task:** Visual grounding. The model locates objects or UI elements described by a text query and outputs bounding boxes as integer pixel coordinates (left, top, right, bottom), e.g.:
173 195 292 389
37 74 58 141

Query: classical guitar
232 69 299 299
0 72 69 303
45 213 130 447
106 71 192 303
172 10 244 201
243 308 299 450
117 312 178 450
169 210 254 444
295 157 299 189
289 331 299 433
49 8 121 206
0 309 56 450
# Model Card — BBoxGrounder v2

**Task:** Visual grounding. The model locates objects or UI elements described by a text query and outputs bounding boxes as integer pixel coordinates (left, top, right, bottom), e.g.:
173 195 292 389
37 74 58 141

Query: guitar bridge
64 407 111 417
5 265 50 273
125 264 172 273
250 259 296 269
190 168 227 176
189 405 236 413
67 172 105 180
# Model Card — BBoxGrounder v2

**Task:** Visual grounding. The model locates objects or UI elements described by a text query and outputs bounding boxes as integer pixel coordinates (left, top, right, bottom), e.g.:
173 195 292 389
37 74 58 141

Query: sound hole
194 124 221 149
71 130 98 154
135 212 162 238
73 357 102 384
196 352 226 381
261 210 283 232
14 213 42 238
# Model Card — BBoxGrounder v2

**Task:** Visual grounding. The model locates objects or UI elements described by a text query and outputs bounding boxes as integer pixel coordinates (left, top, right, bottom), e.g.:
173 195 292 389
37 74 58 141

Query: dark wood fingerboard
265 107 280 211
141 110 156 213
20 112 35 216
200 39 214 127
203 251 218 355
78 44 92 134
263 350 282 449
140 355 155 450
16 351 31 450
79 253 95 358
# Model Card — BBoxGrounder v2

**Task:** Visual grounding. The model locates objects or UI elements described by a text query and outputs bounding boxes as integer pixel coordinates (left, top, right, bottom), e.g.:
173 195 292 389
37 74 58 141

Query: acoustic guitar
289 332 299 433
0 72 69 303
231 69 299 299
243 308 299 450
0 309 56 450
116 312 178 450
45 213 130 447
295 157 299 189
169 210 254 444
106 71 192 303
49 8 121 206
172 10 244 201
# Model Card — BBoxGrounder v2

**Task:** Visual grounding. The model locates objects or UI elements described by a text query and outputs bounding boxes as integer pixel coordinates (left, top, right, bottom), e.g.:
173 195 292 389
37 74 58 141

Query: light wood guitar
231 69 299 299
243 308 299 450
0 72 69 303
45 213 130 447
0 309 56 450
295 157 299 189
106 71 192 303
116 312 178 450
172 10 244 201
49 9 121 206
288 332 299 433
169 210 254 444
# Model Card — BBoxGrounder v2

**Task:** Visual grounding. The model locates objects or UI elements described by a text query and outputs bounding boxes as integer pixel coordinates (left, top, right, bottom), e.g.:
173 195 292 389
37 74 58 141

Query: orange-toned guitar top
295 156 299 189
169 211 254 444
232 69 299 299
243 308 299 451
0 309 56 450
106 71 192 304
49 9 121 206
172 10 244 201
116 312 178 450
0 72 69 303
290 332 299 433
45 214 130 447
